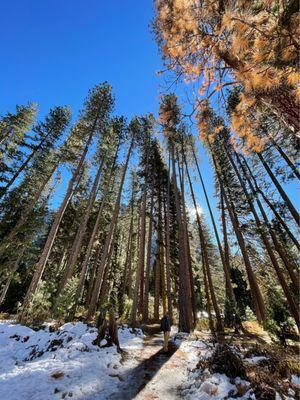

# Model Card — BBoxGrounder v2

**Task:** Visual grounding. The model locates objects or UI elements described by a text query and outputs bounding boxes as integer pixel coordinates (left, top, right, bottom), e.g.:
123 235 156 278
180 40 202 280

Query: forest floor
0 319 299 399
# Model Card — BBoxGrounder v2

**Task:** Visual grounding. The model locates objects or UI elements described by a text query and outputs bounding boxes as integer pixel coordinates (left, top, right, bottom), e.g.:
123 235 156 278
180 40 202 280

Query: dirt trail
109 333 193 400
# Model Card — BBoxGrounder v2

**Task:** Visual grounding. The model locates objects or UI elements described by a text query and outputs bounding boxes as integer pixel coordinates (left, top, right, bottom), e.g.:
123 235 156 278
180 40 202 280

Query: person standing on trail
160 313 171 352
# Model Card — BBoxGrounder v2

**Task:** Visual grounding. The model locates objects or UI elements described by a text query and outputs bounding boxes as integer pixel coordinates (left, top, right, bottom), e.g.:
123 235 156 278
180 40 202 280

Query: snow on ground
0 320 144 400
1 321 299 400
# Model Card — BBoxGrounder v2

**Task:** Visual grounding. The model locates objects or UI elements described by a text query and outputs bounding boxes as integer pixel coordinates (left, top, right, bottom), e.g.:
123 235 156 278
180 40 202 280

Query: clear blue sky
0 0 161 119
1 0 297 238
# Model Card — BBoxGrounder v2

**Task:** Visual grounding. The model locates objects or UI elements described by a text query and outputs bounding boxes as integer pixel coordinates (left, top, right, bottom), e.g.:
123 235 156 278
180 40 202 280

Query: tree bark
185 157 223 332
191 145 235 301
56 156 105 297
257 152 299 225
163 159 173 322
20 114 98 323
170 144 193 332
87 139 134 320
142 193 154 322
211 151 266 323
130 186 147 325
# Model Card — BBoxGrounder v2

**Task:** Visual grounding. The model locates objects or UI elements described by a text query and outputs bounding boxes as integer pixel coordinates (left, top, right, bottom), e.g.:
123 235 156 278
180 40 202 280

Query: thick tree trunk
170 144 193 333
178 153 196 326
158 187 166 316
154 245 161 321
163 161 173 322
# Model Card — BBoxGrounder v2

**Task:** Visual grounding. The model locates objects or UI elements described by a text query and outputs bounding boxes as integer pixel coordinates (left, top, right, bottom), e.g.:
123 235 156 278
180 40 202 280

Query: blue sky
0 0 298 237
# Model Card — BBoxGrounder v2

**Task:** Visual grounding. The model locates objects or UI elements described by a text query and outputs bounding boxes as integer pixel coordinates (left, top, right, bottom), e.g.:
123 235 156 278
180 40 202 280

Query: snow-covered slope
0 321 144 400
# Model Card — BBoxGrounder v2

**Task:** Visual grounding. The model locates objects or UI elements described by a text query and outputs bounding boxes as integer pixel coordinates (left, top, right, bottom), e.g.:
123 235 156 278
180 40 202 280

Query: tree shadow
109 339 178 400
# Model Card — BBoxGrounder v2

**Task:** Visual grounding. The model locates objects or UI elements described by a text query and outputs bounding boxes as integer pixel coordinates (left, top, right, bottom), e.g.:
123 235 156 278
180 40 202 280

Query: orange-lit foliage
154 0 300 149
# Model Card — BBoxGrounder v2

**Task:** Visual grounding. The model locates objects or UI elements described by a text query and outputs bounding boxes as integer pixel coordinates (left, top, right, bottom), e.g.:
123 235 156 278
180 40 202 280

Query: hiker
160 313 171 352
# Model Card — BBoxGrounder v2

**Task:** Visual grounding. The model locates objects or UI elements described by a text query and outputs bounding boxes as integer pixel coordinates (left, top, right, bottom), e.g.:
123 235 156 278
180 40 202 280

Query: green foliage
23 281 52 326
54 276 79 320
263 289 296 342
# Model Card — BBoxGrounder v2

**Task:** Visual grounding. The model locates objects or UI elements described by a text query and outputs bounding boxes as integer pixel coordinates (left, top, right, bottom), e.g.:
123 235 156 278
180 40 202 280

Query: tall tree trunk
20 115 98 323
56 156 105 297
0 248 25 306
71 146 120 316
154 241 161 321
1 129 58 197
170 144 193 332
241 155 300 250
0 158 61 255
178 151 196 326
87 139 134 320
163 159 173 322
185 157 223 332
191 145 235 301
257 152 299 225
227 150 300 327
142 192 154 322
240 155 300 289
220 189 234 301
131 187 147 325
158 186 166 316
97 225 119 308
269 135 300 180
201 246 214 333
226 146 300 327
214 158 266 323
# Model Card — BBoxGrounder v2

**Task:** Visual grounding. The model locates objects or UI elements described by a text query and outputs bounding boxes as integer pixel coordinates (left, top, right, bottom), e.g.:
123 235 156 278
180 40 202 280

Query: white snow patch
0 320 144 400
244 355 268 364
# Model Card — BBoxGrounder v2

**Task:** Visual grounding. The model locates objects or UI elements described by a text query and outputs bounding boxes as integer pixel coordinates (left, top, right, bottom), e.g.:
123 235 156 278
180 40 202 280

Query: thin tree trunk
269 135 300 180
185 157 223 332
240 155 300 288
71 147 120 315
210 141 265 322
1 129 57 197
56 156 105 296
225 146 299 327
0 248 25 305
97 225 119 308
87 139 134 320
215 161 266 323
0 158 61 254
191 145 235 301
20 115 98 323
142 193 154 322
257 152 299 225
131 186 147 325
